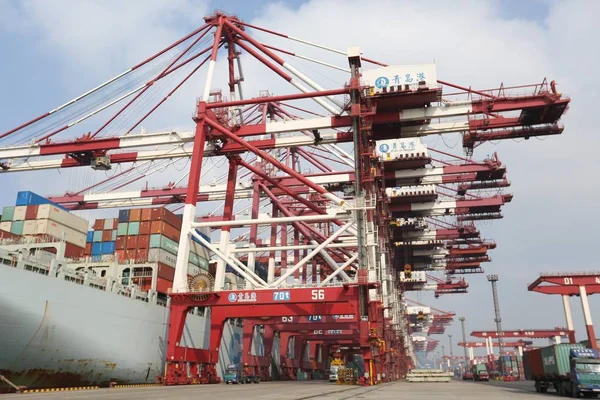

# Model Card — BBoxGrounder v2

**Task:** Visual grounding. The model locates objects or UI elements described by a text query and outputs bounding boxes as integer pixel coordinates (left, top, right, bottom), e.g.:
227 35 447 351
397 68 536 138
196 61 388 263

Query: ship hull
0 264 240 390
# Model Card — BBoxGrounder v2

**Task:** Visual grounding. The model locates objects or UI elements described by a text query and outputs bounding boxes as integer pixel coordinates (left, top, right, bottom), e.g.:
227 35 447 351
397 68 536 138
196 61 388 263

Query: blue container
101 241 115 254
118 209 130 223
91 242 102 256
86 231 94 243
15 191 67 210
192 229 211 245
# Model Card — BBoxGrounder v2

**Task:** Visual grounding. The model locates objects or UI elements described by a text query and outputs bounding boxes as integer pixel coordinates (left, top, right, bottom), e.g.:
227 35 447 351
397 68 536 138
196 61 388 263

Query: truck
223 364 260 384
471 363 489 381
523 344 600 397
329 363 344 382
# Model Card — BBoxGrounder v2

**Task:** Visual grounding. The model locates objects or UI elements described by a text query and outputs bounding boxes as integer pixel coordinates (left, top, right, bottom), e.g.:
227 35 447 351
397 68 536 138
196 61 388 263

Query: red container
116 236 126 250
93 219 104 230
85 243 92 256
136 278 152 292
141 208 152 221
126 235 138 249
64 243 85 259
150 207 182 230
137 234 150 249
137 248 149 261
526 348 544 380
156 277 173 294
157 262 175 280
129 209 142 222
139 221 151 235
150 220 180 242
208 260 217 277
25 205 39 220
102 230 112 242
115 249 126 262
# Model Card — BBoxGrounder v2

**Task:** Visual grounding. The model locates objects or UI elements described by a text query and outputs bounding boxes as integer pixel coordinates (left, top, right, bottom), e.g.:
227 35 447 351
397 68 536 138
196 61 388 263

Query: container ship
0 191 259 391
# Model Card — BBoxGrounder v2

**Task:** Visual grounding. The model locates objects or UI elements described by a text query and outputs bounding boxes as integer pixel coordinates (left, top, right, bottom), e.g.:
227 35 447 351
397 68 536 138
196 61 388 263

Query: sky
1 0 600 361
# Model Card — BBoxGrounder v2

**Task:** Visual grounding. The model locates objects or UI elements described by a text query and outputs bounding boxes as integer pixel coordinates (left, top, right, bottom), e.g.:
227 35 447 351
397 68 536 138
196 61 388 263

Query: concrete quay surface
1 379 547 399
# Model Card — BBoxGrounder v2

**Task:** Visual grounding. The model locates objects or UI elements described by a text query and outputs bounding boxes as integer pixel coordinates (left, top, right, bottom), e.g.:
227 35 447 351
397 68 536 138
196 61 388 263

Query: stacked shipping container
84 206 211 294
86 217 118 260
1 192 88 258
496 355 525 379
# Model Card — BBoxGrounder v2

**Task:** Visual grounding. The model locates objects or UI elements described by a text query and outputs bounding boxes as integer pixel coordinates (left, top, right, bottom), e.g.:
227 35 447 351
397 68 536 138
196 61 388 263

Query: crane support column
562 295 576 343
579 285 598 350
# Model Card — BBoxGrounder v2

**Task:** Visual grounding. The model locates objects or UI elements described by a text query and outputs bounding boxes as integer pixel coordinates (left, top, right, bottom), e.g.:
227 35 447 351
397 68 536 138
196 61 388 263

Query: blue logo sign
379 143 390 153
374 76 389 89
273 291 291 301
228 293 237 302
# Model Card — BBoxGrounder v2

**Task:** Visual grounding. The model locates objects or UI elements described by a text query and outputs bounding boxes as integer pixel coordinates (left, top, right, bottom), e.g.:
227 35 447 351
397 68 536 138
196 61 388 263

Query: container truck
471 363 489 381
223 364 260 384
524 344 600 396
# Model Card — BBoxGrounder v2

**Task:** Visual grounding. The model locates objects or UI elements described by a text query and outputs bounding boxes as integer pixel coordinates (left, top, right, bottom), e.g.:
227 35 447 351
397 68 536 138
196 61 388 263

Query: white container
22 220 37 235
148 248 177 268
0 221 11 232
13 206 27 221
35 219 86 248
103 218 115 230
36 204 89 233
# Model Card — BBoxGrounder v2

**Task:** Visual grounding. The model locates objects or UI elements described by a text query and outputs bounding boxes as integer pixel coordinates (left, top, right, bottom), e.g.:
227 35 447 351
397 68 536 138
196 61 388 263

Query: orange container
137 234 150 249
85 243 92 256
115 236 126 250
126 235 138 249
93 219 104 230
141 208 152 221
150 207 182 230
150 220 180 242
129 208 142 222
102 230 112 242
156 277 173 294
139 221 151 235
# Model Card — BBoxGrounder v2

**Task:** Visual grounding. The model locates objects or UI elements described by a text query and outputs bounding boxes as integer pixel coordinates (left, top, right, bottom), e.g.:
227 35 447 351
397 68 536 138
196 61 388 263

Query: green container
117 223 128 236
93 230 103 242
111 230 117 241
472 363 487 373
2 206 14 221
10 220 24 235
127 221 140 235
150 234 178 255
190 252 209 270
541 343 584 377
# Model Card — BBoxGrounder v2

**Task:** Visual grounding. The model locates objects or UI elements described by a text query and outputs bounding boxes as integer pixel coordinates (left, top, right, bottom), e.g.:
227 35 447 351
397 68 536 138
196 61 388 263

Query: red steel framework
0 12 571 385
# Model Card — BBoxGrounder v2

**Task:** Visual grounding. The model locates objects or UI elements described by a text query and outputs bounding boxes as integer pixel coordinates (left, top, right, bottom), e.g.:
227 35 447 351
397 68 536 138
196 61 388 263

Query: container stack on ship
0 192 246 392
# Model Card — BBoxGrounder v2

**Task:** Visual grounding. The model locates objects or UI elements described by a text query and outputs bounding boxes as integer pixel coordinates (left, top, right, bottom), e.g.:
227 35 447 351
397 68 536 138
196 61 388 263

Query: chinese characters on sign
227 291 258 303
362 64 437 92
378 140 416 154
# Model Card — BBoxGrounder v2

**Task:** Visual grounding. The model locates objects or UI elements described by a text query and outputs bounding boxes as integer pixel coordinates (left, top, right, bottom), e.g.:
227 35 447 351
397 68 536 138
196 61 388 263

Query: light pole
448 334 454 371
487 274 504 375
441 345 446 370
459 317 469 372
